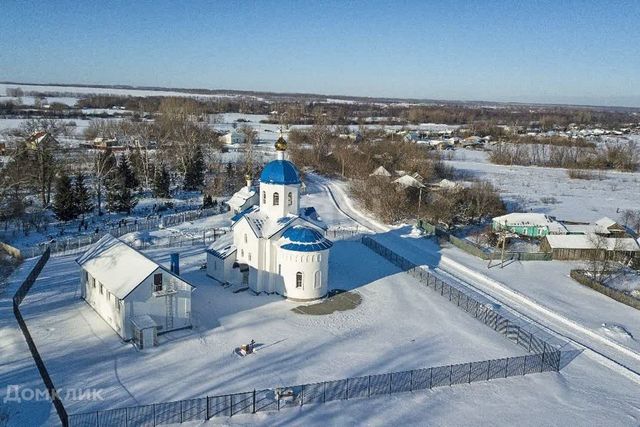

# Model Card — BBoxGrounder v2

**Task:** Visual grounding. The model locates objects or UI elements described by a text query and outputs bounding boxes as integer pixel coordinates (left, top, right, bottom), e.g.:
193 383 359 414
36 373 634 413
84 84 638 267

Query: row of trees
489 141 639 171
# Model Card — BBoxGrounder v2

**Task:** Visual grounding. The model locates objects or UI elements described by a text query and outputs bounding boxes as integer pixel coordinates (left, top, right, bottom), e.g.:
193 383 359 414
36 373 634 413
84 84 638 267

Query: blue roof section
280 226 333 252
260 160 301 185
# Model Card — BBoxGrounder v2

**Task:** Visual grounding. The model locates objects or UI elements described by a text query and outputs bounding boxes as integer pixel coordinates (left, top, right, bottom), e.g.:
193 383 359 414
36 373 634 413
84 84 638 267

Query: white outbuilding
77 234 194 348
207 136 332 301
219 130 246 145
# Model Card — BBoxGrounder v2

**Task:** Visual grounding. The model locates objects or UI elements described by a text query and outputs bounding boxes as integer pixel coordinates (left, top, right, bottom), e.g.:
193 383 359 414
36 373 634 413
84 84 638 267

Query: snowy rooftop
544 234 640 251
76 234 187 299
226 186 257 211
206 243 237 259
370 165 392 177
493 213 567 232
393 174 426 189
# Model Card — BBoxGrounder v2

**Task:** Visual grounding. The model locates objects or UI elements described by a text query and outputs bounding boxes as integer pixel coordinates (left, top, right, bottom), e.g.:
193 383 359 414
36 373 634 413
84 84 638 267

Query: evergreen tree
117 154 139 190
52 173 77 221
153 164 171 199
202 194 213 209
106 157 138 214
106 172 137 214
74 171 94 219
184 146 205 191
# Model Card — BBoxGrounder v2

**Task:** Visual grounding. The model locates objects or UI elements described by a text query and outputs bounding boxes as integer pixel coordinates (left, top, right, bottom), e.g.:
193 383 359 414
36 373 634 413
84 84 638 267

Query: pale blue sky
1 0 639 106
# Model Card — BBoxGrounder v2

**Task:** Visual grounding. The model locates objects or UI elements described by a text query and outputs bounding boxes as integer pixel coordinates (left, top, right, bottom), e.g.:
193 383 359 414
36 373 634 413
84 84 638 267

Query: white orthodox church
207 136 332 301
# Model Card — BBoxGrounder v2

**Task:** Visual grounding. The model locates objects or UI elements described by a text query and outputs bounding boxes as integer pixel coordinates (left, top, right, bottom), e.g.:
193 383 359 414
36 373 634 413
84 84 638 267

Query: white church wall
277 248 330 301
258 182 300 218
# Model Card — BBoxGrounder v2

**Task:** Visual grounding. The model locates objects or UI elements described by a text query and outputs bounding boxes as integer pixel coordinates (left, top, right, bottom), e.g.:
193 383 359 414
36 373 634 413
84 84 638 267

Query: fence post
206 396 211 419
429 367 433 389
367 375 371 397
253 390 256 413
180 400 183 422
125 407 129 427
486 360 491 380
468 363 472 383
410 370 413 392
389 373 392 394
300 385 304 407
153 404 157 425
504 358 509 378
541 343 547 372
449 365 453 386
323 381 326 403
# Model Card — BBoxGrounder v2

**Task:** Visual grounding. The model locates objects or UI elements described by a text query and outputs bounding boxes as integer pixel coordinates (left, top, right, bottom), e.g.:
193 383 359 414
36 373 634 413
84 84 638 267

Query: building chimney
170 253 180 275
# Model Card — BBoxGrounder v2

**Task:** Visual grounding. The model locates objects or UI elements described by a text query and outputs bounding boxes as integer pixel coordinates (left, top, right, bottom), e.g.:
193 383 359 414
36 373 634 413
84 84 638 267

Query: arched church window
296 272 303 288
288 192 292 206
314 271 321 289
262 191 266 204
273 192 280 206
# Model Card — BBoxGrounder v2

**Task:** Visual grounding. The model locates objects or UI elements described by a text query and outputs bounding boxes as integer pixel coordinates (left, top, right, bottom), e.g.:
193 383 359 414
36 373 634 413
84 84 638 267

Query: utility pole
500 220 507 268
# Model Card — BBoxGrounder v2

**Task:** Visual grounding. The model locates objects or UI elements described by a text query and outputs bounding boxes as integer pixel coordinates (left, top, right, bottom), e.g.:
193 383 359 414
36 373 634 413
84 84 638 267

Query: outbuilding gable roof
76 234 190 299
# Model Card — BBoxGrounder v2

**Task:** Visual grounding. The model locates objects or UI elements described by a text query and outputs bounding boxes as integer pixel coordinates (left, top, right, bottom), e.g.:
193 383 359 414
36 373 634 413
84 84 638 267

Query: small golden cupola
275 135 287 152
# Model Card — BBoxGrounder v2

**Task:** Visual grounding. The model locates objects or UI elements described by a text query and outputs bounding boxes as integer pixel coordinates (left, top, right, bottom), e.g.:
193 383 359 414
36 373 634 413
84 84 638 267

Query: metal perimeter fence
11 248 69 426
361 236 565 356
68 350 558 427
8 206 225 259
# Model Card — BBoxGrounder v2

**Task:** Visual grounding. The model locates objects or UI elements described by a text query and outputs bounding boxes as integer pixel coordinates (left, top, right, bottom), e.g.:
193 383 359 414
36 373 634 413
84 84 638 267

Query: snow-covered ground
13 239 527 417
3 173 640 426
445 149 640 222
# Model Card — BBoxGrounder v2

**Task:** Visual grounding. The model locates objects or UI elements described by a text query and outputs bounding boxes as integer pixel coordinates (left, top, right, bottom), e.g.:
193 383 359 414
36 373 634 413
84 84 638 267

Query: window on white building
273 192 280 206
262 191 266 204
91 276 95 288
248 253 252 261
314 271 321 289
241 249 245 257
99 283 103 295
296 272 303 288
288 192 292 206
154 273 163 292
106 290 110 301
244 233 248 243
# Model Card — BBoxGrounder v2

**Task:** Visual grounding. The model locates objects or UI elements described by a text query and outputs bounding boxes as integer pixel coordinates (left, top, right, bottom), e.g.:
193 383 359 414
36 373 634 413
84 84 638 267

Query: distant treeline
3 87 640 129
489 141 639 171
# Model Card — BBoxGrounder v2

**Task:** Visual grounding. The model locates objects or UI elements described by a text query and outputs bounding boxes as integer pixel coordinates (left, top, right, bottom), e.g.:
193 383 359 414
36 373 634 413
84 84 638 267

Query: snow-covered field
3 171 640 426
0 83 263 104
445 149 640 222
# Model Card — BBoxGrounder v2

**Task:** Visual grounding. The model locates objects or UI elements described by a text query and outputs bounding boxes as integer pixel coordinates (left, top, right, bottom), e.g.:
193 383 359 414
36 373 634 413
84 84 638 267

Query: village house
77 234 194 349
219 130 246 145
540 234 640 261
492 213 567 238
25 131 58 150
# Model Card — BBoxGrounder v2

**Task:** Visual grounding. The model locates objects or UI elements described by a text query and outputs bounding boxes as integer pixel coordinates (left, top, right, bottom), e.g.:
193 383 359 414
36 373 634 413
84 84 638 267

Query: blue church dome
260 160 301 185
280 226 333 252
